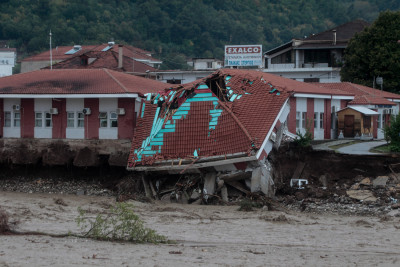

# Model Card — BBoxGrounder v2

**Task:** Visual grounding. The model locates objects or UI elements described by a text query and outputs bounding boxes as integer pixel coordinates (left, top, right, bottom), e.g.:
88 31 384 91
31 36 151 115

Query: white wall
99 98 118 139
34 99 52 138
0 51 15 77
66 98 84 139
3 98 21 138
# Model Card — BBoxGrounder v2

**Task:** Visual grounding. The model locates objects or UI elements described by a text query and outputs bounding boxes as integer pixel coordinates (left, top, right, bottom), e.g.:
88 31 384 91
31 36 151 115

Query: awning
337 106 379 115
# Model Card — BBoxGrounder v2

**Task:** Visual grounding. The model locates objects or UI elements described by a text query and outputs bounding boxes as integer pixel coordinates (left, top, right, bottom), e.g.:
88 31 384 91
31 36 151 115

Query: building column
84 98 99 139
21 98 34 138
118 98 136 139
0 99 3 137
52 98 66 139
324 99 331 139
288 97 296 134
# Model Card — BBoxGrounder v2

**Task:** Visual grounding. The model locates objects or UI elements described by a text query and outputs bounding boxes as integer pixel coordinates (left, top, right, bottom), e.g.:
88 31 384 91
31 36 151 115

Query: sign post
224 45 262 67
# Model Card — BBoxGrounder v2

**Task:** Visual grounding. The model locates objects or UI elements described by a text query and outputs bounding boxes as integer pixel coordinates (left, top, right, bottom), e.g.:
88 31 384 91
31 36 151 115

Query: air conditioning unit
82 108 91 115
49 108 58 115
12 104 20 111
116 108 126 115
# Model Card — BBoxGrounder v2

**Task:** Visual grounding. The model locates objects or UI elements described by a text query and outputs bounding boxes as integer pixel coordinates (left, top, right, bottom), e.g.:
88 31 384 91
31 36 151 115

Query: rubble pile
0 175 113 196
125 172 261 205
278 171 400 216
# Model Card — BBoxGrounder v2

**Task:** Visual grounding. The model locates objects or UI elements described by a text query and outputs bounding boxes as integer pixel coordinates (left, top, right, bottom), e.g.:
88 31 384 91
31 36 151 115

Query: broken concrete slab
250 167 261 193
204 172 217 196
221 186 228 202
372 176 389 188
359 177 372 186
319 175 328 188
346 190 377 202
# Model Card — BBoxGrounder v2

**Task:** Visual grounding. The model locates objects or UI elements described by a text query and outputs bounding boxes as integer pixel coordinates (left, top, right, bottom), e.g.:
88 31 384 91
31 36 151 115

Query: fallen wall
0 138 131 167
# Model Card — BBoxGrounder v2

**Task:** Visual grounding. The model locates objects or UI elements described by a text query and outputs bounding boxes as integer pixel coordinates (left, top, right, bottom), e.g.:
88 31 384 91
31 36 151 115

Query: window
35 112 52 127
207 62 213 68
77 112 84 127
67 112 84 128
99 112 108 128
45 113 52 127
14 112 20 127
377 114 381 129
302 112 306 129
304 78 320 83
166 79 182 84
110 112 118 127
4 112 11 127
296 112 300 128
35 113 43 127
320 112 324 128
67 112 75 127
314 113 318 128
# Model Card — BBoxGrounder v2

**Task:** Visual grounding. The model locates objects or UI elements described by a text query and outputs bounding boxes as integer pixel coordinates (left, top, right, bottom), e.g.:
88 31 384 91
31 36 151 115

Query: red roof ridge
103 68 129 93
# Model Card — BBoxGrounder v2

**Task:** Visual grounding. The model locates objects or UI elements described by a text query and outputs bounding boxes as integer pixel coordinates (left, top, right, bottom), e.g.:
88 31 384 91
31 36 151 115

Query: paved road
337 140 387 155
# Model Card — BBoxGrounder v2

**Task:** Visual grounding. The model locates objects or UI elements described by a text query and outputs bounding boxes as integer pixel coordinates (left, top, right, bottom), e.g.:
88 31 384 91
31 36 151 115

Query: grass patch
370 144 391 153
328 140 362 150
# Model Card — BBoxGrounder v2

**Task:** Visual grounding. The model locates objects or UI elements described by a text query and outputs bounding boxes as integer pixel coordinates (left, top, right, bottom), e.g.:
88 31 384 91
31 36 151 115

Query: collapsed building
127 69 293 198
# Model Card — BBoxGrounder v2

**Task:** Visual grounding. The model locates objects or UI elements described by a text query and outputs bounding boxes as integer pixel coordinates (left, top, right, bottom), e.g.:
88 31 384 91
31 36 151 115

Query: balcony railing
266 60 343 70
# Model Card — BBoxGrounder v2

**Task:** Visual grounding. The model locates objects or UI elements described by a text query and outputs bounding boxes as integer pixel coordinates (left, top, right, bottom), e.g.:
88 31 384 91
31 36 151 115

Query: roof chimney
118 45 123 68
332 29 337 45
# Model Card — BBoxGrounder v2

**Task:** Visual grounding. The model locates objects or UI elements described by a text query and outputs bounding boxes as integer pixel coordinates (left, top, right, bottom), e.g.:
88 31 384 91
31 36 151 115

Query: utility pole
49 30 52 70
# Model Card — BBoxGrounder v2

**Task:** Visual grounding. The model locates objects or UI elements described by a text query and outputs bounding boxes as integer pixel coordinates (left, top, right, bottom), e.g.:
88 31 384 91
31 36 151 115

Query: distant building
20 42 162 74
153 58 223 84
263 19 369 83
0 48 16 77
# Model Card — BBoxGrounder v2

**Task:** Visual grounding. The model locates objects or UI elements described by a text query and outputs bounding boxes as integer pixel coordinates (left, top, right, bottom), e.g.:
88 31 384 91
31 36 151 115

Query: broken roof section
127 69 292 171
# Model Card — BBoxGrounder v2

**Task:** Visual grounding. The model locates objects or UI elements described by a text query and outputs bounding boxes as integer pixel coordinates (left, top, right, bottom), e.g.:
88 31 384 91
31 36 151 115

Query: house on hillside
0 69 167 140
21 42 162 74
264 19 369 83
0 48 16 77
43 45 157 77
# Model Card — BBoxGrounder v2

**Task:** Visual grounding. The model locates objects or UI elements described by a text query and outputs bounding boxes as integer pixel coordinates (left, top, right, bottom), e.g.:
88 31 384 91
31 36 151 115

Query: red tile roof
318 82 400 105
128 69 292 168
0 69 167 95
21 43 161 64
22 45 98 62
44 50 157 73
223 69 352 96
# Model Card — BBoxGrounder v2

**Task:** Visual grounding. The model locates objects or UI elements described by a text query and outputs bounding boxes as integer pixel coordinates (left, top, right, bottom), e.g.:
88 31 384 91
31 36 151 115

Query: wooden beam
130 156 257 172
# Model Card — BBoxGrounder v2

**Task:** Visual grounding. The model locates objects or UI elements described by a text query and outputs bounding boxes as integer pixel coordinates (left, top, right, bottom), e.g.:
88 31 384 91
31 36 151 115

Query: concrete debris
372 176 389 188
346 190 377 202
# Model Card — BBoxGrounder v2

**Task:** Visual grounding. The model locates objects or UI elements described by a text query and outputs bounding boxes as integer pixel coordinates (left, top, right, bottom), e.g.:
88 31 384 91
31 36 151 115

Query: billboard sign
224 45 262 67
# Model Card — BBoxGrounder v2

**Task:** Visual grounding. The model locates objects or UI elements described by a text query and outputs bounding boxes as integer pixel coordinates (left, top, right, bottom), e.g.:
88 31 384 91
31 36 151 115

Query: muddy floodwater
1 191 400 267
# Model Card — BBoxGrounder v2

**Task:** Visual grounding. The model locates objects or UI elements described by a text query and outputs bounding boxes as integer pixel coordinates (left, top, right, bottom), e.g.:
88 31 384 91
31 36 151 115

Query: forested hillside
1 0 399 69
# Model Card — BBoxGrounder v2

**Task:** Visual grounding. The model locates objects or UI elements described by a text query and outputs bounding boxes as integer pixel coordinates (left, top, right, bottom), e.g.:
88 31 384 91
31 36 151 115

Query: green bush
383 113 400 152
76 202 167 243
293 129 313 147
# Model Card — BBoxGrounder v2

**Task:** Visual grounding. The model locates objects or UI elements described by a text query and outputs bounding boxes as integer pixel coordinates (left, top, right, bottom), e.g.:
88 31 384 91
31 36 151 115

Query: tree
383 113 400 152
341 11 400 93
